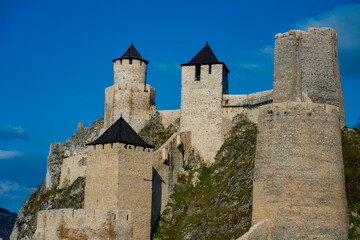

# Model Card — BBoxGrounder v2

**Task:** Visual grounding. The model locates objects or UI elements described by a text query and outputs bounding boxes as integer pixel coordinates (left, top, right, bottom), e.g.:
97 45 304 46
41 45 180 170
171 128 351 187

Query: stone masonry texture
180 64 226 164
273 28 345 127
252 102 348 239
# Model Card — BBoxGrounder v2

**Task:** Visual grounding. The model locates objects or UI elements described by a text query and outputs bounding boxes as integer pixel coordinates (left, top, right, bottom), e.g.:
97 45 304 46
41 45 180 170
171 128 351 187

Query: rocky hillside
343 125 360 239
154 115 256 240
0 208 17 240
10 118 103 240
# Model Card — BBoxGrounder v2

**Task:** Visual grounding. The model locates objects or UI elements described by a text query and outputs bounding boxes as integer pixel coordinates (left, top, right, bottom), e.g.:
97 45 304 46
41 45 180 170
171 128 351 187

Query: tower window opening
209 64 212 74
195 65 201 81
129 59 133 64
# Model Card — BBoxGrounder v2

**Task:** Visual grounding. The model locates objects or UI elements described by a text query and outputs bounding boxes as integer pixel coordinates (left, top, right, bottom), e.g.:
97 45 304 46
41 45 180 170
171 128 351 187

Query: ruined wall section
114 59 147 85
180 64 225 164
159 109 180 128
58 154 87 189
104 83 155 132
252 102 348 239
84 143 154 240
273 28 345 127
33 209 132 240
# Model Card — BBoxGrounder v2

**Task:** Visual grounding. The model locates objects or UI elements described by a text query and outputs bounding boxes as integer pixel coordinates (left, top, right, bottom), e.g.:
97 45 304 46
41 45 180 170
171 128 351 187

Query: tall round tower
113 43 148 85
104 43 155 132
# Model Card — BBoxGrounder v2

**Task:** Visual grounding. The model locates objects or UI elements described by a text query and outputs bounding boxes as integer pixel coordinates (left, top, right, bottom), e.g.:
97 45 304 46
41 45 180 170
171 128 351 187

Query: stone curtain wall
113 59 147 85
252 102 348 239
33 209 132 240
104 83 155 131
273 28 345 127
180 64 225 164
58 154 87 189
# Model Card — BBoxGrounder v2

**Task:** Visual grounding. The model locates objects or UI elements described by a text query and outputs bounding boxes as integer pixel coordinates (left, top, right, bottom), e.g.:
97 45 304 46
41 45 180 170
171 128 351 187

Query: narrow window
209 64 212 74
129 59 133 64
195 65 201 81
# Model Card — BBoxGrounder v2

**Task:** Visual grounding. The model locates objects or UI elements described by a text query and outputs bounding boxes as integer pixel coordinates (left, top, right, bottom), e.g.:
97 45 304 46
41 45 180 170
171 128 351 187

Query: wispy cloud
0 150 23 159
0 124 30 141
295 4 360 78
0 181 32 213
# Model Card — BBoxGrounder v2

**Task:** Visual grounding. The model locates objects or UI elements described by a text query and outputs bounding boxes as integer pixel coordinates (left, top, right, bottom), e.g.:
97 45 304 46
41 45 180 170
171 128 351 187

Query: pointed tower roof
112 43 149 64
86 116 154 148
181 43 229 73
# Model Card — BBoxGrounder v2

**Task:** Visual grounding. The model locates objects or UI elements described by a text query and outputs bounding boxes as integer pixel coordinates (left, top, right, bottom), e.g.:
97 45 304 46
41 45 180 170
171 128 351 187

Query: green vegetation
139 112 178 149
155 116 257 240
342 125 360 239
15 177 86 239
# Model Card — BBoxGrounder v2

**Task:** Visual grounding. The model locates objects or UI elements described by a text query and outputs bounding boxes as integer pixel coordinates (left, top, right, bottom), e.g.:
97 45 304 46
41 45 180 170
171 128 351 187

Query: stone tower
104 43 156 132
180 43 229 164
85 117 155 239
250 28 348 240
273 28 345 127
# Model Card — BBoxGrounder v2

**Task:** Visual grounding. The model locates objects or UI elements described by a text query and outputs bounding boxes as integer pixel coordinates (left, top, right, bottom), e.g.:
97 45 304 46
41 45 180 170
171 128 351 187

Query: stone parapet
33 209 132 240
223 90 273 108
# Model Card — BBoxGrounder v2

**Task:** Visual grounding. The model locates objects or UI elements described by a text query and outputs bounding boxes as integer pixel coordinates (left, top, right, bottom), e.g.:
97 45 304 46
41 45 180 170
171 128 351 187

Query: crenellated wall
33 209 132 240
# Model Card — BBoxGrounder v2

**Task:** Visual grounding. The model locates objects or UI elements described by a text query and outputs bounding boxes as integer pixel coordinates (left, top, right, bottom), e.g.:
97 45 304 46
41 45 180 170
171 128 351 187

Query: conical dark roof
187 43 219 65
112 43 149 64
86 116 154 148
181 43 229 73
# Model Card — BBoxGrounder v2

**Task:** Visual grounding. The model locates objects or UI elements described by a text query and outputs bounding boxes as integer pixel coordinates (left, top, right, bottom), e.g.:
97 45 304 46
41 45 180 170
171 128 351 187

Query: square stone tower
85 117 155 239
180 43 229 164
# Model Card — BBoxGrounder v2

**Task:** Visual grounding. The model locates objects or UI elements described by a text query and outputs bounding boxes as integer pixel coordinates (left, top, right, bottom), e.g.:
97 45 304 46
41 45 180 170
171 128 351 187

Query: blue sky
0 0 359 213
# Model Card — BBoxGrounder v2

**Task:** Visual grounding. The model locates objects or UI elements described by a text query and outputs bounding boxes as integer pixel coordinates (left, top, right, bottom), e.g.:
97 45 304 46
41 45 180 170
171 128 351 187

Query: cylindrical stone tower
113 43 148 85
273 28 345 127
252 102 348 239
103 43 155 132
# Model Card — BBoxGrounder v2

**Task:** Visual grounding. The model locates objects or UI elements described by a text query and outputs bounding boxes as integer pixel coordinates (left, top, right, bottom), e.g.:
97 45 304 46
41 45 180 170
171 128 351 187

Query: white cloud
295 4 360 50
0 150 23 159
295 4 360 78
257 45 274 56
0 124 30 140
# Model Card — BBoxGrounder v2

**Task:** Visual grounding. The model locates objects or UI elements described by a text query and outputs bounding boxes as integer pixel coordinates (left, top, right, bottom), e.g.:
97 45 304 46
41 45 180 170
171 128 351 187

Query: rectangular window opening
195 65 201 81
209 64 212 74
129 59 133 64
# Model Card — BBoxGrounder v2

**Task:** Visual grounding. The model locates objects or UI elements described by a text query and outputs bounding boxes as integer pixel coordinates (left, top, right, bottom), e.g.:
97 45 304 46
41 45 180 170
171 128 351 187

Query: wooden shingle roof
112 43 149 64
181 43 229 73
86 116 154 148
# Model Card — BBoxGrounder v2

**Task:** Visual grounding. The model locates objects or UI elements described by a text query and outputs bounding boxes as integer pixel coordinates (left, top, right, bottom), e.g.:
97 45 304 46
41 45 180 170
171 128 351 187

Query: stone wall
252 102 348 239
113 59 147 85
104 83 155 131
84 143 154 239
58 154 87 189
159 109 180 128
180 64 226 164
273 28 345 127
33 209 132 240
223 90 272 107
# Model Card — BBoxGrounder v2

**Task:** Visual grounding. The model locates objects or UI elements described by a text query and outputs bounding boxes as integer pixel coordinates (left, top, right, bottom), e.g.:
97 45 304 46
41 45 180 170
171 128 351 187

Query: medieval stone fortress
16 27 347 239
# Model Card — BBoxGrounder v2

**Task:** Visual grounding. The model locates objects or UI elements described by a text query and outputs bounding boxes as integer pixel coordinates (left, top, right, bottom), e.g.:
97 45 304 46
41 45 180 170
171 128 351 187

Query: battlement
88 142 154 153
223 90 273 108
33 209 132 240
259 102 339 117
275 27 337 40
